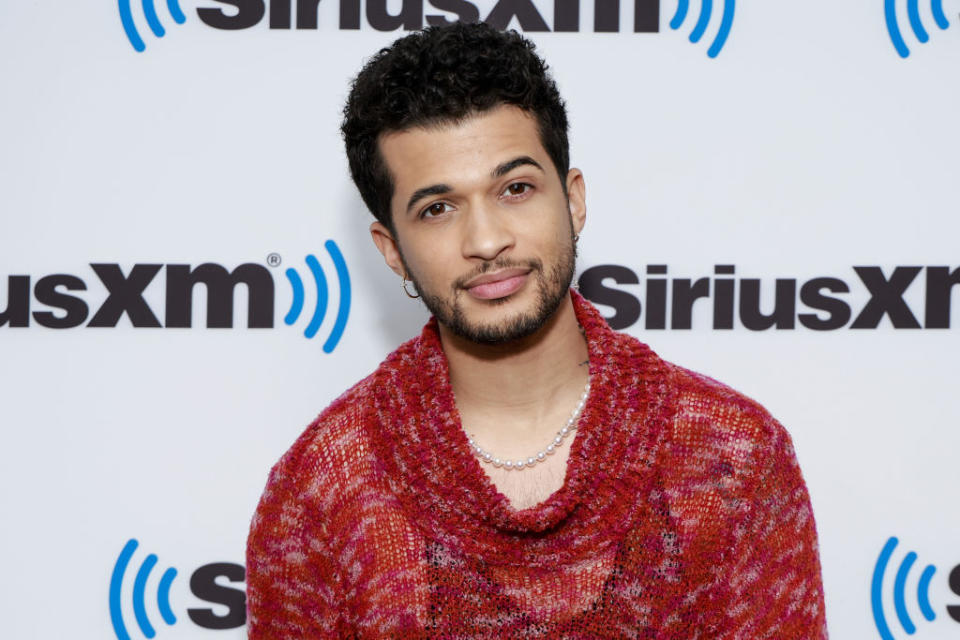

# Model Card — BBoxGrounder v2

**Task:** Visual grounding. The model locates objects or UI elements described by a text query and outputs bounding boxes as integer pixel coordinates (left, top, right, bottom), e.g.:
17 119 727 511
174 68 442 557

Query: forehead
379 105 548 198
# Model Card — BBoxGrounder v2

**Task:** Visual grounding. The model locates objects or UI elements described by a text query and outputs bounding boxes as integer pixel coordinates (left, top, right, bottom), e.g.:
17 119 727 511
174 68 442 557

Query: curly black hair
341 22 569 232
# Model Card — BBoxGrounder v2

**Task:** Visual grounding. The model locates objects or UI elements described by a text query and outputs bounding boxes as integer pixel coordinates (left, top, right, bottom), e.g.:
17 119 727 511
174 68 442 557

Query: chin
445 289 567 345
416 251 576 345
451 315 545 345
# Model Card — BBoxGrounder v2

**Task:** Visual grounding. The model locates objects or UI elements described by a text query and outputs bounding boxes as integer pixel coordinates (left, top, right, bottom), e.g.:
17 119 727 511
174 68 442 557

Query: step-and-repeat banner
2 1 958 638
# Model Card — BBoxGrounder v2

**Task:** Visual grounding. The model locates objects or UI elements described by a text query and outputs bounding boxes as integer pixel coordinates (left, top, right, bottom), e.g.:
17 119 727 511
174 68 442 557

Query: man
246 22 828 638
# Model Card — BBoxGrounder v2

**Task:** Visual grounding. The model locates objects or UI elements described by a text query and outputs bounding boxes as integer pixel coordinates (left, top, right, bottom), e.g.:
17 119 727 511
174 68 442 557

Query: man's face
370 104 586 345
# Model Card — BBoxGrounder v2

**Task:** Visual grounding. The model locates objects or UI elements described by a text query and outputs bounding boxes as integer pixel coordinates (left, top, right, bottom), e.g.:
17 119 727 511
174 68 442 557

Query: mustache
452 257 543 290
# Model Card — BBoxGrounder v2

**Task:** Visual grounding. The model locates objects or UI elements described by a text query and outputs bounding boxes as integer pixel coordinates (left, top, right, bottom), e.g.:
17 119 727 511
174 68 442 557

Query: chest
476 439 573 510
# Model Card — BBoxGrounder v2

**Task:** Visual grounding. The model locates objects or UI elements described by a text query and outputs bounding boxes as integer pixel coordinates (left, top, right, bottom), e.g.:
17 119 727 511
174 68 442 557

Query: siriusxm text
578 264 960 330
197 0 661 33
0 263 274 329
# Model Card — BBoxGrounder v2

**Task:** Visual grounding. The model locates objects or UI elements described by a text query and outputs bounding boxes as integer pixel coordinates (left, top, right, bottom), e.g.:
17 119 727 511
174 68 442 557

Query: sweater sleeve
245 443 348 638
722 418 829 639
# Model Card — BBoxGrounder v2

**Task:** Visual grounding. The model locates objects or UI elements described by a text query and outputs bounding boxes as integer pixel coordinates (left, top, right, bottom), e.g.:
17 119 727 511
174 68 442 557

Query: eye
502 182 533 198
421 201 452 218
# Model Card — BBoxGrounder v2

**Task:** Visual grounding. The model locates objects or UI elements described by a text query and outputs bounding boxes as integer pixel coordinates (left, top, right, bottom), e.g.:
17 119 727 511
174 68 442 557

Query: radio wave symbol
118 0 186 52
669 0 736 58
872 536 938 640
109 538 178 640
284 240 351 353
885 0 952 58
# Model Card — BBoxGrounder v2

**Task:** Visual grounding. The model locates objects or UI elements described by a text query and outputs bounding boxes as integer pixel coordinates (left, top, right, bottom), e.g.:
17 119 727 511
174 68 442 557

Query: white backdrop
1 1 958 638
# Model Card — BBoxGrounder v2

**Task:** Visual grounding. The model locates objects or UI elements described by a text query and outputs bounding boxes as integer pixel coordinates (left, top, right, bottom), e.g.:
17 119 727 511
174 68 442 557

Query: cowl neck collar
364 290 674 566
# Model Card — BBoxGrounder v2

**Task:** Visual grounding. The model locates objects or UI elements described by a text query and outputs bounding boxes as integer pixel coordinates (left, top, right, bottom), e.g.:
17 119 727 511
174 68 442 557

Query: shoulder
245 375 383 636
598 325 796 480
647 357 806 532
255 329 424 518
644 357 808 544
258 373 379 513
661 360 796 474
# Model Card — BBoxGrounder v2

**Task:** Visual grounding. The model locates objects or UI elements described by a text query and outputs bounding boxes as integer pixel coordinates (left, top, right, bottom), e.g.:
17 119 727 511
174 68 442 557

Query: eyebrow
404 156 546 215
405 183 453 215
491 156 544 179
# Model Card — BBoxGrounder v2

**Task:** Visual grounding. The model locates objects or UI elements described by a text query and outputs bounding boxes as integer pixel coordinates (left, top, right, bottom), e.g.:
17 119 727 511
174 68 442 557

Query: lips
463 268 531 300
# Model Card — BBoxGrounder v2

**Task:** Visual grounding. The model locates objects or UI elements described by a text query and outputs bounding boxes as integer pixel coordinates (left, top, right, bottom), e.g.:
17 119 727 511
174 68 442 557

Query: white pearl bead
466 376 590 469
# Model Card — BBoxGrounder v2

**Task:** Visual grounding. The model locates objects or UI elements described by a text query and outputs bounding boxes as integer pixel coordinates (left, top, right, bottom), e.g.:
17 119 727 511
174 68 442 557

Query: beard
402 233 577 345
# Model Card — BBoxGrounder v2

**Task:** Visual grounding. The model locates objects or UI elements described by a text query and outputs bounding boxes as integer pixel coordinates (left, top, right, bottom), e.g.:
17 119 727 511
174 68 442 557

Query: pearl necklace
467 379 591 471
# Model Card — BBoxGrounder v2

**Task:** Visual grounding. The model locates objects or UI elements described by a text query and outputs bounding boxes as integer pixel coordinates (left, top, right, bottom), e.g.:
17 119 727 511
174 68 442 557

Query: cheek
524 206 573 247
406 242 457 285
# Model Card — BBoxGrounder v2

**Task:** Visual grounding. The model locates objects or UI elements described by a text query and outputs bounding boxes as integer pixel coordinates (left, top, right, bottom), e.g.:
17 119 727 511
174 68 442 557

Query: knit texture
246 291 828 638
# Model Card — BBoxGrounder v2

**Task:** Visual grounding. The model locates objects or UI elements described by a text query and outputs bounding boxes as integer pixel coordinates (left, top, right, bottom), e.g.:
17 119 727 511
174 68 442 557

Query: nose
460 202 515 263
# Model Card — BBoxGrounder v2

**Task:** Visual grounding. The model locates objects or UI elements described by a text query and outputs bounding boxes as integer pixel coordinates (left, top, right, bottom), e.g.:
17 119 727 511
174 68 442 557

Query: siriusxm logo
110 538 245 639
119 0 187 52
578 263 960 331
884 0 954 58
282 241 352 353
0 241 351 351
668 0 734 59
118 0 736 57
871 536 960 639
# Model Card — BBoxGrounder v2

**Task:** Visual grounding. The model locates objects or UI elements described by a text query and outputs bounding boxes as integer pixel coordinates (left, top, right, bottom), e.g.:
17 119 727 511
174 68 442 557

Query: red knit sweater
246 292 828 638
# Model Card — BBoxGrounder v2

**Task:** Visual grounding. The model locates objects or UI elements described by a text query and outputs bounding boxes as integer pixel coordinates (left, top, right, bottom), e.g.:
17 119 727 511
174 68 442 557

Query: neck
437 292 589 438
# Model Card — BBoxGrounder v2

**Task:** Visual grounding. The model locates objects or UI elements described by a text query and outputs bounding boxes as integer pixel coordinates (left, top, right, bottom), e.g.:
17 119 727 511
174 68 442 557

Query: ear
565 168 586 236
369 221 407 278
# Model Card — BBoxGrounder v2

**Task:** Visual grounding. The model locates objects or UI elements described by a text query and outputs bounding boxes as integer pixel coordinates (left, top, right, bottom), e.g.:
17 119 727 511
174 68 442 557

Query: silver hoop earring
401 276 420 299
